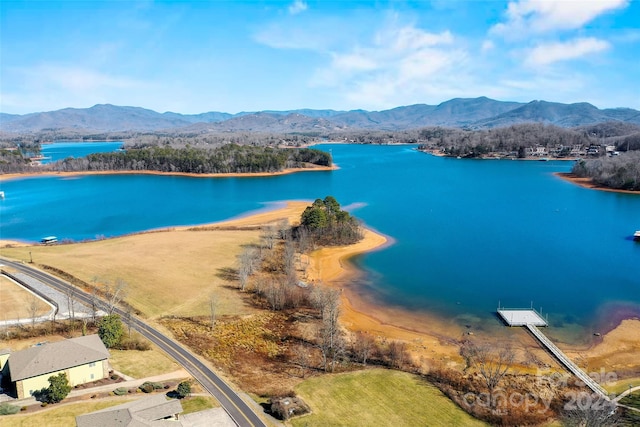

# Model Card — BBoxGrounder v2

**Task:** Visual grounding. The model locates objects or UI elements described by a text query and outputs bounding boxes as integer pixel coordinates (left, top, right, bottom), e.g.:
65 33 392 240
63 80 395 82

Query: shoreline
0 164 337 182
555 172 640 195
2 201 638 376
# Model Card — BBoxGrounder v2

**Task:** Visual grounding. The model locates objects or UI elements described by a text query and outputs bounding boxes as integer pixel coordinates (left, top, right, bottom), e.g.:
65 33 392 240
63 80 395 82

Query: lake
40 141 124 164
1 143 639 338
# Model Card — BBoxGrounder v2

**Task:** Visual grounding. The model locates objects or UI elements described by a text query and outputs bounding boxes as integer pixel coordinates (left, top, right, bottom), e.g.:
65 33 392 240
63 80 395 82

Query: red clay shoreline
555 172 640 195
0 164 337 182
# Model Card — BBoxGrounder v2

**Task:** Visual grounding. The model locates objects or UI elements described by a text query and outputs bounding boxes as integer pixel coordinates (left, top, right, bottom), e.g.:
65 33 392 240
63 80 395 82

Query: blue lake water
1 143 639 336
40 141 124 164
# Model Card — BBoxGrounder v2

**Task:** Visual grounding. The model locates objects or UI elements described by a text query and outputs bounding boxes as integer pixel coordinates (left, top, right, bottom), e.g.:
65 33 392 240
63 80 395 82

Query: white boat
634 231 640 241
0 191 4 199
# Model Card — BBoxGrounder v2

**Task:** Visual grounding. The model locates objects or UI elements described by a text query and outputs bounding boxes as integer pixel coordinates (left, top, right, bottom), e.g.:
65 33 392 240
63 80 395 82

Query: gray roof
8 335 109 381
76 394 183 427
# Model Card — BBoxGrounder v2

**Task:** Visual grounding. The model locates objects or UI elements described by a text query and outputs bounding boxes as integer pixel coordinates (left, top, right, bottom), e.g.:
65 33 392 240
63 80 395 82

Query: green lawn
108 347 181 378
180 396 219 414
291 369 487 427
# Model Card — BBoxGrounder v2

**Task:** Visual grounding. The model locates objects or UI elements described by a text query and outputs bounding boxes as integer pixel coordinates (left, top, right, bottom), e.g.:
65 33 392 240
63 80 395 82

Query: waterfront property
497 306 608 399
3 335 109 398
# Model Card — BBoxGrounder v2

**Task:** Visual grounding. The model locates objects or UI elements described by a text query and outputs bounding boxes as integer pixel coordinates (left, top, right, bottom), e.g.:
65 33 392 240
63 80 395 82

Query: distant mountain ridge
2 97 639 133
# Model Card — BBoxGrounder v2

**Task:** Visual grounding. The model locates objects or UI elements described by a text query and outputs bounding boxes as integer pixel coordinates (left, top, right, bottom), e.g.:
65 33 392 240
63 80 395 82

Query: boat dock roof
497 309 548 327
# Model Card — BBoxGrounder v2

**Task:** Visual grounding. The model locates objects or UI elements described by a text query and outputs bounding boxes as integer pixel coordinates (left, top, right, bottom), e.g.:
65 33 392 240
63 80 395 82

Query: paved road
0 258 267 427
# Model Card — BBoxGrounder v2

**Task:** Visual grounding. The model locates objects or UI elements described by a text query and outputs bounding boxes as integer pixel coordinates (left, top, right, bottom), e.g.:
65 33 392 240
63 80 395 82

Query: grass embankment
0 276 51 319
292 369 487 427
108 346 181 378
0 228 262 319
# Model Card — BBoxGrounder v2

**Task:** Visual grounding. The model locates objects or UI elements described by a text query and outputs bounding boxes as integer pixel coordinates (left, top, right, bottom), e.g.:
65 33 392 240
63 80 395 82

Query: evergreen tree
46 373 72 403
98 314 124 348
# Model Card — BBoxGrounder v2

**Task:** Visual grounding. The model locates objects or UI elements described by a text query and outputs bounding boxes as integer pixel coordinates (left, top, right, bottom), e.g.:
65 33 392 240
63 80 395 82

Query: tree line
572 151 640 190
0 144 331 174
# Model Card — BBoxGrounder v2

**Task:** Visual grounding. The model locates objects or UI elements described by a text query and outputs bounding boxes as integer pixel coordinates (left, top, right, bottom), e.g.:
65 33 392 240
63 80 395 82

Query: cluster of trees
295 196 363 247
572 151 640 190
44 145 330 174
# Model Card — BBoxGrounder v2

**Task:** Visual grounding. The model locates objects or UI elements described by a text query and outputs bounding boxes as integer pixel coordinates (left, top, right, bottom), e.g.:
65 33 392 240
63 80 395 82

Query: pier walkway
525 324 609 399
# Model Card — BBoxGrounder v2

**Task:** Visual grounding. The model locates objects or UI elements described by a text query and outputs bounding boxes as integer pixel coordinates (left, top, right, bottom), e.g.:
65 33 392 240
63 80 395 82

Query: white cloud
525 37 610 66
1 64 156 113
491 0 628 36
288 0 308 15
481 40 495 52
310 23 468 109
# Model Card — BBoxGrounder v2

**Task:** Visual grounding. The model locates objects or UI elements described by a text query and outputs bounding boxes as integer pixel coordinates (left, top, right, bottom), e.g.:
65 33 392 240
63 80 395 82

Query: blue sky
1 0 639 114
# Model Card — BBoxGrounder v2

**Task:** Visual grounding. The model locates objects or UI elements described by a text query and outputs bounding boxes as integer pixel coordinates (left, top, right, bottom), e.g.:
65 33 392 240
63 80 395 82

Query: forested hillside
572 152 640 191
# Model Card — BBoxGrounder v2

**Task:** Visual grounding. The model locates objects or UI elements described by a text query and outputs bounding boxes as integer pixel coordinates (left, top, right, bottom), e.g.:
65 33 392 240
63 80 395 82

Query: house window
90 373 95 380
89 362 96 367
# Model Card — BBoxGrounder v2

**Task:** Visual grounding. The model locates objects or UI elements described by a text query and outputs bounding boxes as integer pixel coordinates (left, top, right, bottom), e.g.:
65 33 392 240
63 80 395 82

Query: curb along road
0 258 267 427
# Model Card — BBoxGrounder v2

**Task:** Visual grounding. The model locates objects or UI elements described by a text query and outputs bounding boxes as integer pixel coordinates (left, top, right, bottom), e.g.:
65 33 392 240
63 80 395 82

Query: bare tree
468 342 515 409
353 332 376 366
27 294 40 328
238 247 261 291
562 394 620 427
89 288 99 324
65 286 76 322
292 343 310 378
262 224 278 250
104 279 128 315
313 287 344 372
283 238 296 278
388 340 409 369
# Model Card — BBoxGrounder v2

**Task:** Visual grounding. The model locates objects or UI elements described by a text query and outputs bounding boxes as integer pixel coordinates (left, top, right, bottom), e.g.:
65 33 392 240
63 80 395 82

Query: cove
1 143 639 337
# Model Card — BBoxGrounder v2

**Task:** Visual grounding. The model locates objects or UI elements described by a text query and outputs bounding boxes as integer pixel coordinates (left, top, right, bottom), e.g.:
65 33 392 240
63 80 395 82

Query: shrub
176 381 191 399
116 336 151 351
45 373 72 403
113 387 128 396
139 382 155 393
0 403 20 415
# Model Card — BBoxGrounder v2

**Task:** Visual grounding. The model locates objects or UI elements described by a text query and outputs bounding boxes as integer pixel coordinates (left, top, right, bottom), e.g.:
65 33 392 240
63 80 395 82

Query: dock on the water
498 308 548 327
497 304 609 400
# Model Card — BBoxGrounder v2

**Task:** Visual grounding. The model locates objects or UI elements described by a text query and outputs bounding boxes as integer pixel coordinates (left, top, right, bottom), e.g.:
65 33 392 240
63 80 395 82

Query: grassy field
604 376 640 394
0 276 51 321
291 369 487 427
0 399 135 427
0 228 262 318
108 345 181 378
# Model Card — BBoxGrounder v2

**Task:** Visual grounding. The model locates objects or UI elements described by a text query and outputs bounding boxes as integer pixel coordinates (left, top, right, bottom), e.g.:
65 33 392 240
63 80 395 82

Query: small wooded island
0 144 332 175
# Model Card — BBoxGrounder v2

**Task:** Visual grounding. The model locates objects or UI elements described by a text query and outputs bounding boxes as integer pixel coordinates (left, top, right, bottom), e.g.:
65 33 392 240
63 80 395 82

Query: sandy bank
0 164 336 182
555 172 640 195
2 200 638 375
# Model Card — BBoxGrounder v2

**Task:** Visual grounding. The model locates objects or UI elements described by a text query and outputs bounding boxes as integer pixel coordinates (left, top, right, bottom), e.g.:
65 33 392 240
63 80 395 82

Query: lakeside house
2 335 109 399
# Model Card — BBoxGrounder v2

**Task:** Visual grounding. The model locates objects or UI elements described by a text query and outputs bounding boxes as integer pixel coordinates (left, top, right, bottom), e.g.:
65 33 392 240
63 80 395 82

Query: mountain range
2 97 639 134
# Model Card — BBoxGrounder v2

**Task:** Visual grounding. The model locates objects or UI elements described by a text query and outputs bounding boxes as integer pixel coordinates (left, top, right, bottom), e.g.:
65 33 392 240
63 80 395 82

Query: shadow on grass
216 267 238 281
